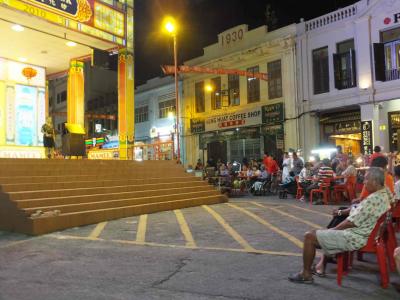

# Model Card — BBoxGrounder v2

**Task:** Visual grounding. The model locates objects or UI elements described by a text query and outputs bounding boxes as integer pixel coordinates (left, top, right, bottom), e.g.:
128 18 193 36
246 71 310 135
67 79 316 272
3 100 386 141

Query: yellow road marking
136 214 148 243
174 209 196 248
251 202 323 229
284 204 331 217
202 205 256 252
88 222 108 239
50 234 301 257
227 203 304 249
0 236 44 249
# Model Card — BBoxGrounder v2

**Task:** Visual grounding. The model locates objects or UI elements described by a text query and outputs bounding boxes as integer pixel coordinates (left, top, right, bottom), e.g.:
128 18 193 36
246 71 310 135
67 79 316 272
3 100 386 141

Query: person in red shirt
369 146 385 166
268 157 280 175
263 152 271 171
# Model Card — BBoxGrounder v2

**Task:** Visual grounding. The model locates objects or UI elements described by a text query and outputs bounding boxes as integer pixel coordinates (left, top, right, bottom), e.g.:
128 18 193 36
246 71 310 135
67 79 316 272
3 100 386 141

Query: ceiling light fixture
12 24 24 32
66 41 77 47
18 57 27 62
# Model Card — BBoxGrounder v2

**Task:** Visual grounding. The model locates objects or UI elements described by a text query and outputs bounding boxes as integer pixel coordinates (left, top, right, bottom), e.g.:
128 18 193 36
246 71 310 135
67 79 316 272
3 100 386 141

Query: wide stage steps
0 159 227 235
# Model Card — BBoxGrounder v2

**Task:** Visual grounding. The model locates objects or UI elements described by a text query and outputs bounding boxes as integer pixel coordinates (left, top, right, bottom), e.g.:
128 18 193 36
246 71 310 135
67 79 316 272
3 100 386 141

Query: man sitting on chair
288 167 393 284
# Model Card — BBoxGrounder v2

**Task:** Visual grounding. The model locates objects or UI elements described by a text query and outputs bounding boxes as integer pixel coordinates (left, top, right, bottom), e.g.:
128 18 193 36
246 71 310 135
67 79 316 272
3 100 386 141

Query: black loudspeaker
92 49 110 69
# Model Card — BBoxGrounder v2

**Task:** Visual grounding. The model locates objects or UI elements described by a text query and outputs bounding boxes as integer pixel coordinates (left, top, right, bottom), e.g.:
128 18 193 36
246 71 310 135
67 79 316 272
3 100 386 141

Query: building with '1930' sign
182 24 299 167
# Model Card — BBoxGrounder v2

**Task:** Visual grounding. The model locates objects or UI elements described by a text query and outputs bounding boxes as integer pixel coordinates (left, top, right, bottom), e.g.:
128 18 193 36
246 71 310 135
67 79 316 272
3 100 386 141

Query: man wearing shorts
288 167 393 284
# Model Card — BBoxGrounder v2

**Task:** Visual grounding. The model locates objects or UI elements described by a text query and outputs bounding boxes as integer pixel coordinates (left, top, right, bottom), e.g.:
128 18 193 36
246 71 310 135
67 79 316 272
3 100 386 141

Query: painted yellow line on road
88 222 108 239
227 203 304 249
251 202 323 229
50 234 301 257
174 209 197 248
202 205 256 252
0 236 44 249
284 204 331 217
136 214 148 243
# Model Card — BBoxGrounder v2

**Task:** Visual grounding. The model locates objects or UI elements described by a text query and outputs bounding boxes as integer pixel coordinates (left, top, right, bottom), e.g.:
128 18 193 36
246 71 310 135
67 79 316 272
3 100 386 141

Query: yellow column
67 60 85 127
118 49 134 160
0 81 5 145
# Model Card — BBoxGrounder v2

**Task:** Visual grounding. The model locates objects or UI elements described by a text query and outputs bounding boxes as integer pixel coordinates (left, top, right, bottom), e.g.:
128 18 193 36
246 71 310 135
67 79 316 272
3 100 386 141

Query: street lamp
163 16 180 163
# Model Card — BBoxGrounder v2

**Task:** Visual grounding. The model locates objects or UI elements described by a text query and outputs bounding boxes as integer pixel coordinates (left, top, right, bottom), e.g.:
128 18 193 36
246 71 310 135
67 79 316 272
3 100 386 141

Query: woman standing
281 152 291 183
41 117 55 159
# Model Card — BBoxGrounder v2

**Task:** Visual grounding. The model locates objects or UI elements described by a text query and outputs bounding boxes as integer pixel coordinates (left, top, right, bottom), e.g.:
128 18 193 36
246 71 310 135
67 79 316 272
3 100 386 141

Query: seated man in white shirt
288 167 392 284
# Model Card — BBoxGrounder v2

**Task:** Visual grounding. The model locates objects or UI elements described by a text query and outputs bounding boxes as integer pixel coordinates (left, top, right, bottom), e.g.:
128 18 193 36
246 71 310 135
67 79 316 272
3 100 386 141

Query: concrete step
0 169 187 177
0 172 199 184
5 181 210 200
18 195 227 235
0 159 225 236
21 190 221 214
13 185 217 208
1 176 201 192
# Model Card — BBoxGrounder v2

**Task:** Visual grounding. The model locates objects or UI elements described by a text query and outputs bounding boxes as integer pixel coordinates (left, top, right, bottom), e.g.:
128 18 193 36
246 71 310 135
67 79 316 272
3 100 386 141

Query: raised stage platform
0 159 227 235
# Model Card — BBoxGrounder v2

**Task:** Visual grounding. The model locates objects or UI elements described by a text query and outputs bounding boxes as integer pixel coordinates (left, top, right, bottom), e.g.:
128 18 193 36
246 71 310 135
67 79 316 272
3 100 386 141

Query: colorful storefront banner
15 85 37 146
162 65 268 81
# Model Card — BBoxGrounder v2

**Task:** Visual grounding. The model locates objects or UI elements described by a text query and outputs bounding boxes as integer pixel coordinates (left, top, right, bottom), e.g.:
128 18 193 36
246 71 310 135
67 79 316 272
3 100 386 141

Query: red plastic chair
295 176 304 200
310 178 331 206
334 176 356 203
392 201 400 232
336 213 389 288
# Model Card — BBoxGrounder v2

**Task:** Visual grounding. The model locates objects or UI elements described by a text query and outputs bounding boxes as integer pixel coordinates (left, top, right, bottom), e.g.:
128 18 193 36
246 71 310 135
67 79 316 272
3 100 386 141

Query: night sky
134 0 358 87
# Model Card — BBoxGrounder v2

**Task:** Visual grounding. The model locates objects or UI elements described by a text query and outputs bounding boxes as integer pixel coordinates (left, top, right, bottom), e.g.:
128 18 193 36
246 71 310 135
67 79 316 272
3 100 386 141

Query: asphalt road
0 196 399 300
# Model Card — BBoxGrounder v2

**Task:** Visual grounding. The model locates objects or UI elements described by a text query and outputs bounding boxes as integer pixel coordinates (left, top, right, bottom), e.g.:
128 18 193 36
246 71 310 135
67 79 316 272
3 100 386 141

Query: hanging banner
161 65 268 81
361 120 373 155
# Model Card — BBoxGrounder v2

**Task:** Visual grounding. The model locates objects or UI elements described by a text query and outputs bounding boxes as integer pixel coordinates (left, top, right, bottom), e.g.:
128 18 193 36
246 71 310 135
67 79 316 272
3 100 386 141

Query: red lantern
22 67 37 80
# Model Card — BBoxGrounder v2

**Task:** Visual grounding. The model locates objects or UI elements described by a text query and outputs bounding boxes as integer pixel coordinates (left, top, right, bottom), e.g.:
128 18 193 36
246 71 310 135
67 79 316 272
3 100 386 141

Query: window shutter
373 43 386 82
350 49 357 87
333 53 342 89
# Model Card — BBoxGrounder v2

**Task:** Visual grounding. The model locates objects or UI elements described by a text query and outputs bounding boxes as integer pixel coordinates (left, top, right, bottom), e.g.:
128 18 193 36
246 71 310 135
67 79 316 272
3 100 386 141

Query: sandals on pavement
311 265 327 278
288 272 314 284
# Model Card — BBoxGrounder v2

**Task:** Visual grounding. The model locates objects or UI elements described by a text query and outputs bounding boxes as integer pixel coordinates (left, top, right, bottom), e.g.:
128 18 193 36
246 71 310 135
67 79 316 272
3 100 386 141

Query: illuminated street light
162 16 181 162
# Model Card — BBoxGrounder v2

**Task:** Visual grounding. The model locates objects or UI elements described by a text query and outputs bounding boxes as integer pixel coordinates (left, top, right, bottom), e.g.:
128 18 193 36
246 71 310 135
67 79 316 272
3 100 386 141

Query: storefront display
320 110 361 156
0 58 46 156
388 111 400 152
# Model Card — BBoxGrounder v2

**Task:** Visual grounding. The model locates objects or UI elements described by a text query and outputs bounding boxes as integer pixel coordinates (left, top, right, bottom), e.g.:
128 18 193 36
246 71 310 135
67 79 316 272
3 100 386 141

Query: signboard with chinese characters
262 103 284 125
190 118 205 134
21 0 94 23
361 120 373 155
204 107 262 132
0 0 126 45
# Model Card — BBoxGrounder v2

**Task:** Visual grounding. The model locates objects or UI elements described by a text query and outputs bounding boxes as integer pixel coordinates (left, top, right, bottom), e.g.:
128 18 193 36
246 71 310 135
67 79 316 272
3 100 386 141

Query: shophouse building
297 0 400 159
134 76 183 161
182 24 299 167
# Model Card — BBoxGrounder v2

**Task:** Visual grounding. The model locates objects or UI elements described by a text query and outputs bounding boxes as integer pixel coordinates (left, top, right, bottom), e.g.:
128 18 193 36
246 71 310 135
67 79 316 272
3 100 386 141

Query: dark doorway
207 141 227 164
264 134 277 158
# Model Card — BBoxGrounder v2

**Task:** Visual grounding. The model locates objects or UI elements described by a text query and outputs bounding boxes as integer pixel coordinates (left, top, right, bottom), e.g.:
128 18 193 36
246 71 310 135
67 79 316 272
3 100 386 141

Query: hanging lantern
22 67 37 80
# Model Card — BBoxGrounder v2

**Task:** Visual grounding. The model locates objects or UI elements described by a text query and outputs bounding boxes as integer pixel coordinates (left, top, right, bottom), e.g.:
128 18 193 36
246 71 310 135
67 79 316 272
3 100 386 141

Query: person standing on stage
41 117 55 159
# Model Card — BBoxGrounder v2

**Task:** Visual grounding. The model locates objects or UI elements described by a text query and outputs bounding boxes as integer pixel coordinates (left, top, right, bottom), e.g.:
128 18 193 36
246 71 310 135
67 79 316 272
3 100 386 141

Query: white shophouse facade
297 0 400 159
183 24 299 167
134 76 183 161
